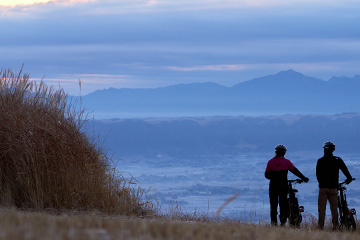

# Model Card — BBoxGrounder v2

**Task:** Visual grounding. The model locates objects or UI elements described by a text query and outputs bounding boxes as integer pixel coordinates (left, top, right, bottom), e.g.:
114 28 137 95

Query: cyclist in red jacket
265 144 309 226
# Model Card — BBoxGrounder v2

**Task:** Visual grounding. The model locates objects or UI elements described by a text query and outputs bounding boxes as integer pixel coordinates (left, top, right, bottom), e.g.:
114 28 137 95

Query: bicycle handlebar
339 178 356 186
288 179 303 184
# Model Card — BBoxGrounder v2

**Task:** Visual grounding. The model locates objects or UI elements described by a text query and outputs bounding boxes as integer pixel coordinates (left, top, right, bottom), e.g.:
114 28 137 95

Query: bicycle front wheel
289 198 300 227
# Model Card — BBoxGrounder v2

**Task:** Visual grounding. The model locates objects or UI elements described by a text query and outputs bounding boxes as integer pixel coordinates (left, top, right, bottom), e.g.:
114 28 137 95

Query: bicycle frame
338 179 356 231
287 179 304 227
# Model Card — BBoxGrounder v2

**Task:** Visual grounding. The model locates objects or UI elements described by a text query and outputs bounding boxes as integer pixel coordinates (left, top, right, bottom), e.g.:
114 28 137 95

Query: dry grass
0 68 152 215
0 209 359 240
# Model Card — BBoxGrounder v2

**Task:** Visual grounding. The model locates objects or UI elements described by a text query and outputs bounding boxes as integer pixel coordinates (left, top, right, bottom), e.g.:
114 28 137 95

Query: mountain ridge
87 113 360 157
80 70 360 118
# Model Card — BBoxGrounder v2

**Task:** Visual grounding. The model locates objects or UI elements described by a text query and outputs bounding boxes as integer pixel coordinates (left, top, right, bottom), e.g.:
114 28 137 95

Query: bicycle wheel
347 214 356 231
289 198 300 227
338 209 345 228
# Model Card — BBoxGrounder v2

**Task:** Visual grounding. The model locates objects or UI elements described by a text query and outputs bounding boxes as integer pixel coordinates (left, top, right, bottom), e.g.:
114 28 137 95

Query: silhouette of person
316 141 353 230
265 144 309 226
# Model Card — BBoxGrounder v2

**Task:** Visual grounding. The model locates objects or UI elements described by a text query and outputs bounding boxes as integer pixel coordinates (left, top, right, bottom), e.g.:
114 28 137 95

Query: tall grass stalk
0 68 152 215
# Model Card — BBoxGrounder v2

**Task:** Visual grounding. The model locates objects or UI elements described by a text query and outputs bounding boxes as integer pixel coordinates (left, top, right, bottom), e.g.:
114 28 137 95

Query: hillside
1 210 359 239
0 68 149 216
81 70 360 118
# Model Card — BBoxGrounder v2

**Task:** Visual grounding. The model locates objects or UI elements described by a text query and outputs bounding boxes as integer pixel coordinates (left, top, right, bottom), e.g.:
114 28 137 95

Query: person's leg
318 188 328 229
269 189 279 225
328 188 339 230
279 190 288 225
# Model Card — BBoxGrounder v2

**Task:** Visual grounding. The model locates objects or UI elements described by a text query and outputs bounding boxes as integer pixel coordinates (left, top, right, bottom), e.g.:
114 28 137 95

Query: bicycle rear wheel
347 214 356 231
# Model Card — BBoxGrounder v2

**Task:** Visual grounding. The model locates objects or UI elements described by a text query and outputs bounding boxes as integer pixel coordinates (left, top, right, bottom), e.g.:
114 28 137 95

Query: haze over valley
81 70 360 221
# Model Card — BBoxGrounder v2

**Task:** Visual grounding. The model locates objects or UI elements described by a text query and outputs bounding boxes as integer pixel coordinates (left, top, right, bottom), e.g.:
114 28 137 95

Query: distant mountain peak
275 69 304 77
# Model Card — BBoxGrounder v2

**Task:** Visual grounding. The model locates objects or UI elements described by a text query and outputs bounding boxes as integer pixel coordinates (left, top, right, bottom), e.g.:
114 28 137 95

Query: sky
1 0 360 95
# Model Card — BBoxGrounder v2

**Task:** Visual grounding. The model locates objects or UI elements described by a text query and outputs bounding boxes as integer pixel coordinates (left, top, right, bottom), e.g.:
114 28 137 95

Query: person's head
275 144 287 156
323 141 335 154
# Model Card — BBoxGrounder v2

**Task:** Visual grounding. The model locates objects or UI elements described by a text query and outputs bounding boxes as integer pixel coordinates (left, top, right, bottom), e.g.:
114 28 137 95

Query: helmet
275 144 287 153
323 141 335 150
275 144 287 151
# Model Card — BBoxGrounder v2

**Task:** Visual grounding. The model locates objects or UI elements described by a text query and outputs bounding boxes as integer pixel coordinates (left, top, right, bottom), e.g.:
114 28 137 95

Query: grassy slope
0 69 150 215
0 210 358 240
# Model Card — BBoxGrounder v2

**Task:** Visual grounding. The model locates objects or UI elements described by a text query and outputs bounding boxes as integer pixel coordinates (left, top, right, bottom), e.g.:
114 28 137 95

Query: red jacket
265 156 295 190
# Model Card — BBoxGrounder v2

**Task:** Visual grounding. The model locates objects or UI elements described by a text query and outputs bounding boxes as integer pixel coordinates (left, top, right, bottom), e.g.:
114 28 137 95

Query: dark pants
269 188 288 225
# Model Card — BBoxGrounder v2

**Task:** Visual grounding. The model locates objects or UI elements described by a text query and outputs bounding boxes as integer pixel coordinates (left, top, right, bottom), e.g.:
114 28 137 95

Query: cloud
1 0 360 93
167 65 249 72
0 0 93 6
30 73 138 95
165 62 358 73
30 60 360 96
0 0 98 17
2 0 360 17
0 0 49 6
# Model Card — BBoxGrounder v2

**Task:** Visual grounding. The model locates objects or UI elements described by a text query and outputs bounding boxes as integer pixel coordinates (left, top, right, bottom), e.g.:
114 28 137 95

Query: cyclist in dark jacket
265 144 309 226
316 141 353 230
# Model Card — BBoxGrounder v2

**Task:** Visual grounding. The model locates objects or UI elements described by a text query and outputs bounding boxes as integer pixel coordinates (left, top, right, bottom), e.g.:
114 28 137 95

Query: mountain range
80 70 360 118
87 113 360 157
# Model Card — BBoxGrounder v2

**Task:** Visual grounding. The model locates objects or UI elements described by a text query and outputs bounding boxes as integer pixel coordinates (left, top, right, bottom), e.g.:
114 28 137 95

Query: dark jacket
316 153 352 189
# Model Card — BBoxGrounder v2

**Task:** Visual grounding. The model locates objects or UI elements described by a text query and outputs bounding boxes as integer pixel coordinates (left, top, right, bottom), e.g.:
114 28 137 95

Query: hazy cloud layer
1 0 360 94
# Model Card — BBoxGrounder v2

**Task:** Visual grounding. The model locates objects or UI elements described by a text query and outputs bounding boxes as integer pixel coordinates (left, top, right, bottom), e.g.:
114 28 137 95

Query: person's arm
339 158 353 183
290 167 309 182
316 158 325 184
265 171 272 180
316 160 319 181
265 162 272 179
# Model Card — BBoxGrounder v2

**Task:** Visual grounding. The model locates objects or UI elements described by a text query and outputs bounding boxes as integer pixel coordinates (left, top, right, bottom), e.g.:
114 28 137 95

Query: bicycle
338 178 356 231
287 179 305 227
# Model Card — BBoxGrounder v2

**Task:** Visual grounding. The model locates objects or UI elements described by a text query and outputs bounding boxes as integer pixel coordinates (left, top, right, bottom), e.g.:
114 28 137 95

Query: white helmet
275 144 287 153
